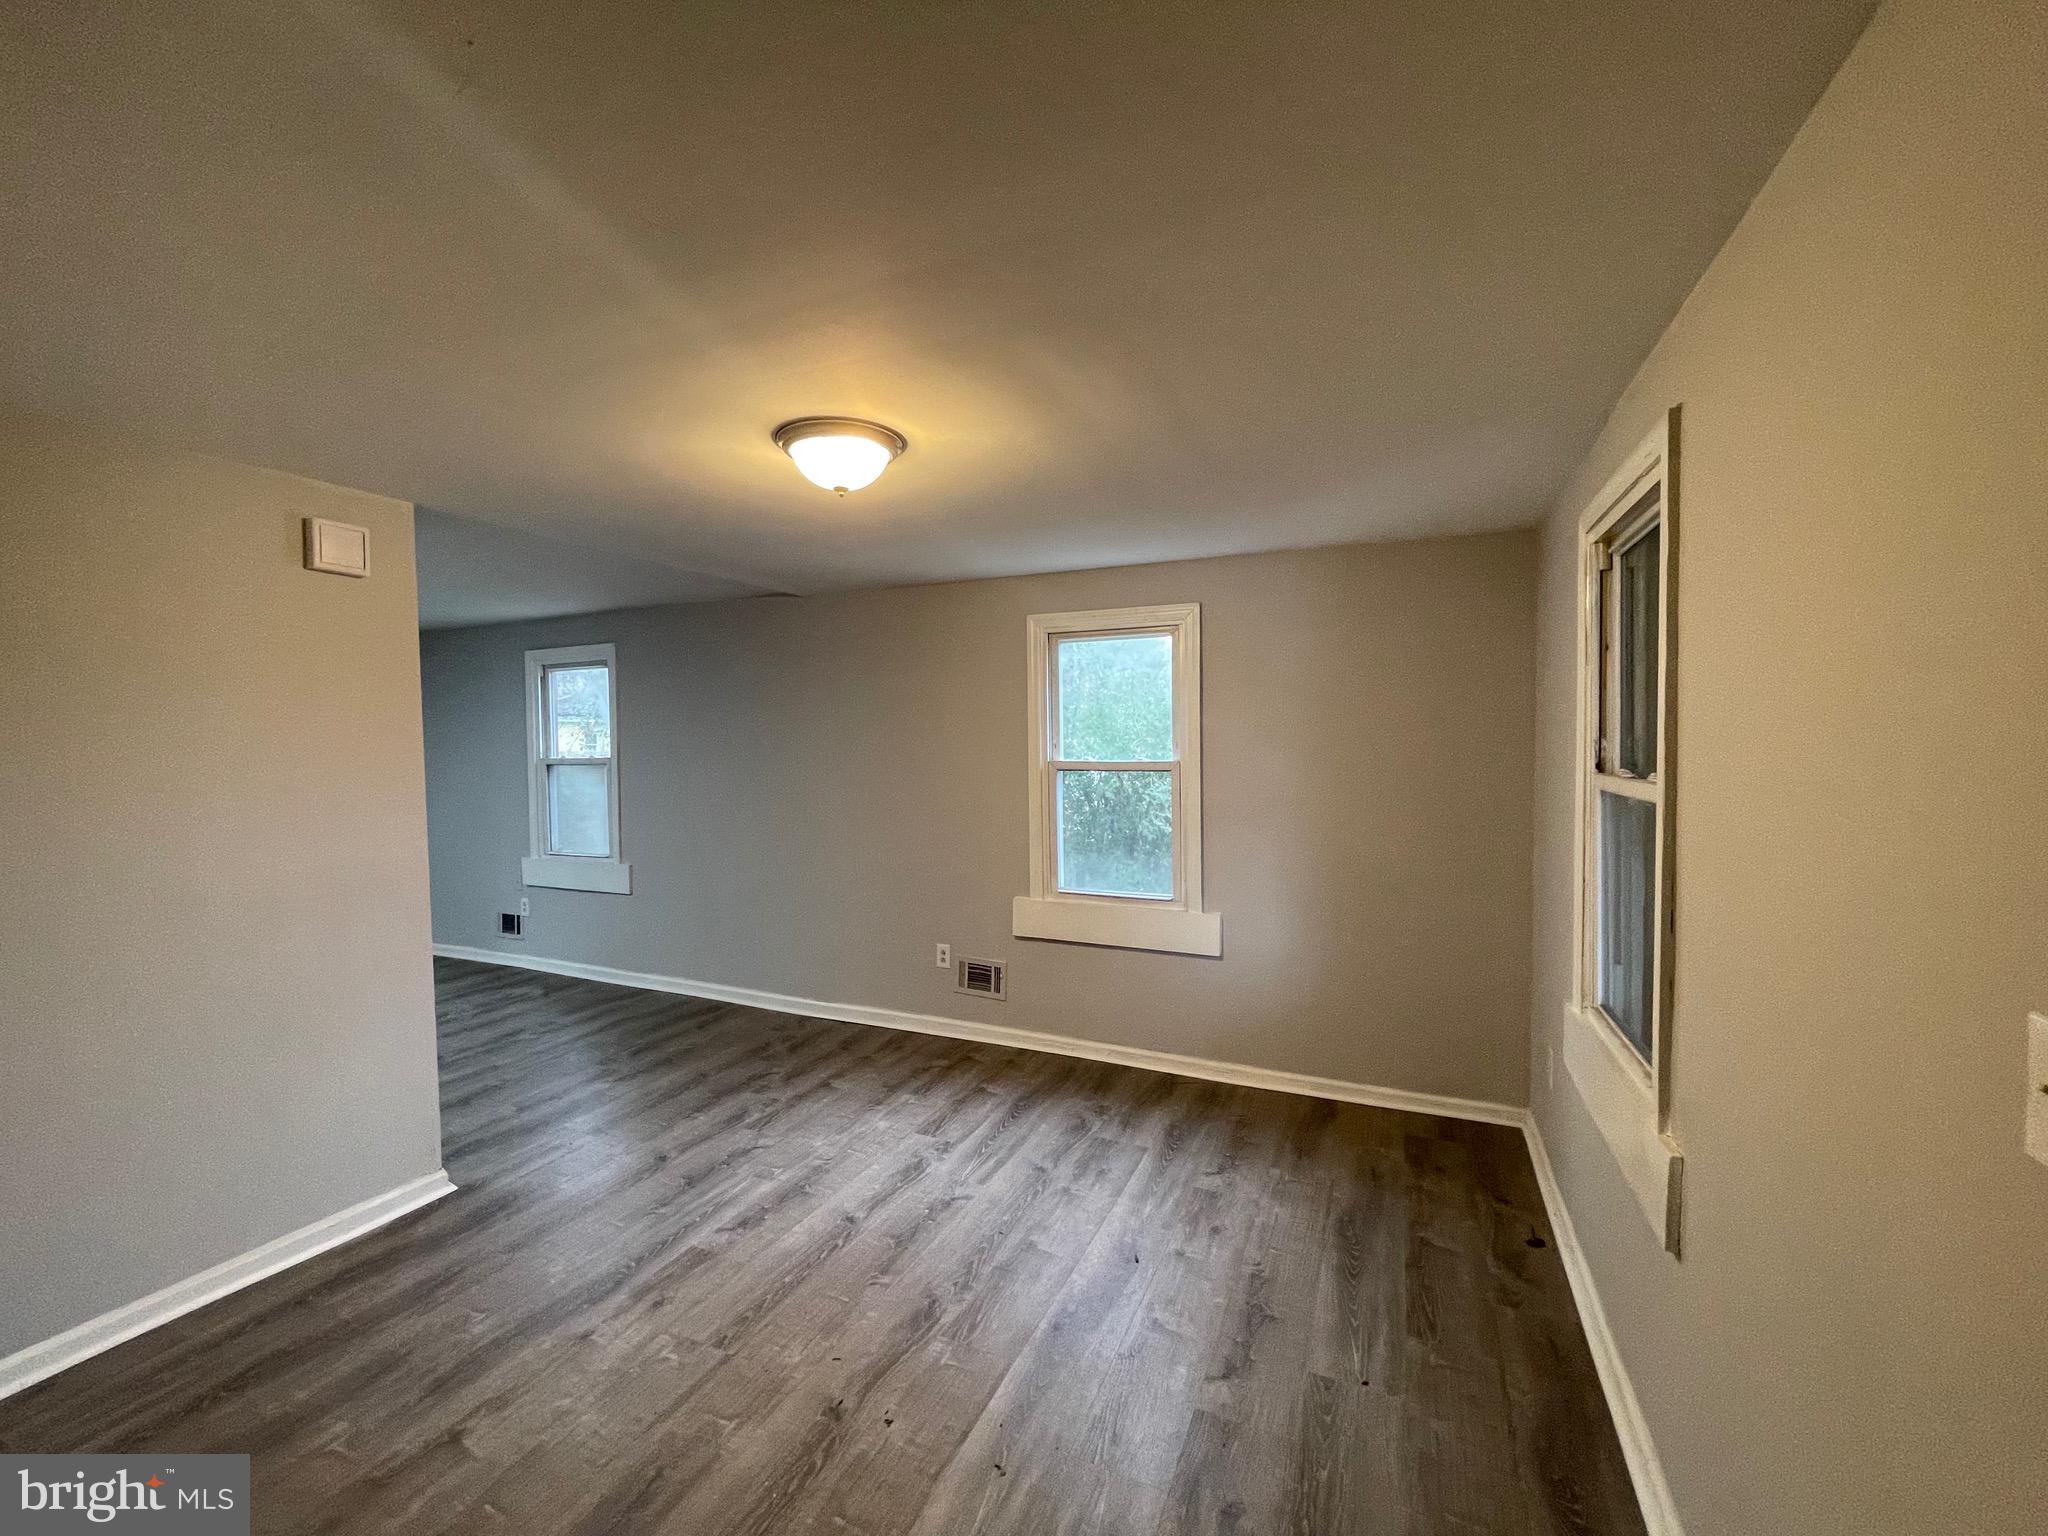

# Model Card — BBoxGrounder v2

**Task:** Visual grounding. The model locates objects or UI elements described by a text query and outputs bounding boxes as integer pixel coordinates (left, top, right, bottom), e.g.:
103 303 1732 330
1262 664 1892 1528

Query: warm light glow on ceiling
773 417 906 495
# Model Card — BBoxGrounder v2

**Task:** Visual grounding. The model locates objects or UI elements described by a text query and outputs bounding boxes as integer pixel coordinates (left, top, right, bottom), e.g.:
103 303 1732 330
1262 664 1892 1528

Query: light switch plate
2028 1014 2048 1168
303 516 370 577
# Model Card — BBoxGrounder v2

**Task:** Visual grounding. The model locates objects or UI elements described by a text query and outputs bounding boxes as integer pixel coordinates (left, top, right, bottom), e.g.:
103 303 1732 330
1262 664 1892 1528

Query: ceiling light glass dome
773 417 906 495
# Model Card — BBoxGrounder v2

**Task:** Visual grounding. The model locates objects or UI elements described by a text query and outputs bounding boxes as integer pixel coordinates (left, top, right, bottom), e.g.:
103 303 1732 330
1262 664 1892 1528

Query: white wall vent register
954 958 1006 1000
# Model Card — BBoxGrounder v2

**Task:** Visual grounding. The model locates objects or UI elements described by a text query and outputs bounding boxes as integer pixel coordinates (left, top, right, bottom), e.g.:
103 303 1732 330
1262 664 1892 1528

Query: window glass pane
1056 769 1172 898
547 665 611 758
1596 790 1656 1061
547 762 611 856
1057 634 1172 762
1616 523 1659 777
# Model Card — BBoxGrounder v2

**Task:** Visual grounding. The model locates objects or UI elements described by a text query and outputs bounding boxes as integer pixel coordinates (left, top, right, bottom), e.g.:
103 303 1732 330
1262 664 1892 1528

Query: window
1568 410 1682 1254
1590 503 1663 1061
522 644 630 894
1013 605 1220 956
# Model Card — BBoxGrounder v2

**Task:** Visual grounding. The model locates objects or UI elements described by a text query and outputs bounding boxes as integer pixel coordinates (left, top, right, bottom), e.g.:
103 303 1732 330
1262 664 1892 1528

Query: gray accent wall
422 533 1537 1105
0 411 444 1359
1527 0 2048 1529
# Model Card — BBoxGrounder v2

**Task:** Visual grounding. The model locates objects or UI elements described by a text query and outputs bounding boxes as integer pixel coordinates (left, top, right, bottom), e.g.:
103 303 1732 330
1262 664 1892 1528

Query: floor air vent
954 957 1006 1000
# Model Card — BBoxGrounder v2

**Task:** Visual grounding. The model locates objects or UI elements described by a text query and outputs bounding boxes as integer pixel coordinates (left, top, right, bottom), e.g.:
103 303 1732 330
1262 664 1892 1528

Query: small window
1013 605 1220 956
522 644 630 894
1567 409 1683 1256
1055 631 1174 898
1584 488 1666 1065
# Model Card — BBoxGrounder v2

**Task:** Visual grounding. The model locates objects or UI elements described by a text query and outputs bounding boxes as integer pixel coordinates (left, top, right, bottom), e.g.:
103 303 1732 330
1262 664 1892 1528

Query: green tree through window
1055 634 1174 896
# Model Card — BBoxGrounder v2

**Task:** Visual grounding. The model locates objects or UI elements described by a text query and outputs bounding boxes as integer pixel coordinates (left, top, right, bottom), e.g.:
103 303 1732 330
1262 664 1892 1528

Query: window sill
1011 895 1221 957
522 856 632 894
1561 1001 1684 1256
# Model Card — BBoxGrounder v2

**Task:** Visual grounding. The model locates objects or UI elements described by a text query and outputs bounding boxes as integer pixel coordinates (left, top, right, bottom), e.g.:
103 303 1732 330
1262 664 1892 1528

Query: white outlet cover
935 943 951 969
2027 1013 2048 1168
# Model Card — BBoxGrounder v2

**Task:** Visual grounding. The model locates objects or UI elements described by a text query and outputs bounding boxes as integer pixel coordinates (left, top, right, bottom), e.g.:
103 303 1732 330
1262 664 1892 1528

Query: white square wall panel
303 517 369 577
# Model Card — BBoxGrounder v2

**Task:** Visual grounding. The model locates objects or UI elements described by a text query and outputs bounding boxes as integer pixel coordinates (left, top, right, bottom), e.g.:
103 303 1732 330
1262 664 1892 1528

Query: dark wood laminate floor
1 958 1645 1535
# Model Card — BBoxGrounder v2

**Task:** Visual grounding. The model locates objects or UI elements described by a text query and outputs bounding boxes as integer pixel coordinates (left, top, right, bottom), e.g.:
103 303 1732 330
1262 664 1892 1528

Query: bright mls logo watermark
2 1457 248 1533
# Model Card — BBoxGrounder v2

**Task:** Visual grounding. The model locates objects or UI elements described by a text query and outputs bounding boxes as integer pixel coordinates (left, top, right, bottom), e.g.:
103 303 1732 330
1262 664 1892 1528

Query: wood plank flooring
0 958 1645 1535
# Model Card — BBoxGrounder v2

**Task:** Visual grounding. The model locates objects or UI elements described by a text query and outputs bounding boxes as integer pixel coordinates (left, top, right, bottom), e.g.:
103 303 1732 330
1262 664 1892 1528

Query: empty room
2 1 2042 1533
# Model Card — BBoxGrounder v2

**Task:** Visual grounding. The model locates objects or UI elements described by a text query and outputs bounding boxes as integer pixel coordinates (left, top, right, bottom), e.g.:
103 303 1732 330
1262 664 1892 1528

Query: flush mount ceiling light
772 417 906 496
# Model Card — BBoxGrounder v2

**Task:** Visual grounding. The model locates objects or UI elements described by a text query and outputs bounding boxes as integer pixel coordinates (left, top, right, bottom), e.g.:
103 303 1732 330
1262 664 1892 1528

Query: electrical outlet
518 897 531 917
2027 1013 2048 1169
1546 1044 1556 1091
935 943 951 970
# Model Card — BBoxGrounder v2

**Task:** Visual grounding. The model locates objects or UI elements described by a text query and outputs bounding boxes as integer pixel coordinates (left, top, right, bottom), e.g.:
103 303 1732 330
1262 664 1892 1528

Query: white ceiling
2 0 1875 612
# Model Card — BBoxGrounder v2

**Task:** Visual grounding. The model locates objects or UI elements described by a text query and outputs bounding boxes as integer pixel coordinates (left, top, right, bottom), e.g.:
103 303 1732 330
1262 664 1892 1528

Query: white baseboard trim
431 943 1526 1128
0 1169 455 1404
1520 1113 1684 1535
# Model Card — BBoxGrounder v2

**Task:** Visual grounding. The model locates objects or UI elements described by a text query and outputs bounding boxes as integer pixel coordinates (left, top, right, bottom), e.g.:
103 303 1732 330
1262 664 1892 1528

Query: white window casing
1567 411 1685 1255
1013 604 1220 957
522 643 631 895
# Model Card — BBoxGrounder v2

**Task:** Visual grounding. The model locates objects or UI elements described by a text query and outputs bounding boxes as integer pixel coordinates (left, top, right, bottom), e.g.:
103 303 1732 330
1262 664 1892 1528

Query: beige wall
1529 1 2047 1530
0 412 444 1358
423 532 1537 1106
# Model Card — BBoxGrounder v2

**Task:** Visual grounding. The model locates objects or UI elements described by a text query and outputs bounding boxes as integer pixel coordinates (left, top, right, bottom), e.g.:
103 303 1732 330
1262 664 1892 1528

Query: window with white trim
1567 409 1683 1254
1012 605 1220 956
522 643 631 894
1586 489 1664 1064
